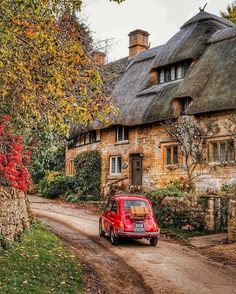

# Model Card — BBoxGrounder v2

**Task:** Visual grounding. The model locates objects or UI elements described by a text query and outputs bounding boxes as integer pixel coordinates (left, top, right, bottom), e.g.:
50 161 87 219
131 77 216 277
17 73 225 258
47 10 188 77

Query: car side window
111 201 118 213
106 200 112 211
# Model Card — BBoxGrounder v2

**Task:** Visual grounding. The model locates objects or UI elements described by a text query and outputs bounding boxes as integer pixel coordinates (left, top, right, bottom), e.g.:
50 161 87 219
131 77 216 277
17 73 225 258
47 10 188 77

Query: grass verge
0 221 83 294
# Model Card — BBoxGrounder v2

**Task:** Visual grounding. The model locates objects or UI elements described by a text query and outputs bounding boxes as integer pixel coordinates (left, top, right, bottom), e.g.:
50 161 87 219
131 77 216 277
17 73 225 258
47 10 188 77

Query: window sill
165 164 179 170
208 161 235 166
107 174 123 179
115 140 129 146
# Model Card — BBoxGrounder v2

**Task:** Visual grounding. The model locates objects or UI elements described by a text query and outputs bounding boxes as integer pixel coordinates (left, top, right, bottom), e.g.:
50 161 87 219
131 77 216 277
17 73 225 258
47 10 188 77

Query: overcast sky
81 0 232 62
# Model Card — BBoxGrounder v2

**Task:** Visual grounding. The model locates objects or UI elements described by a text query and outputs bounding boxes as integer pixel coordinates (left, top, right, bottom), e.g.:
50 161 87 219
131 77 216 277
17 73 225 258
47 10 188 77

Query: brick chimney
91 51 106 66
128 29 149 58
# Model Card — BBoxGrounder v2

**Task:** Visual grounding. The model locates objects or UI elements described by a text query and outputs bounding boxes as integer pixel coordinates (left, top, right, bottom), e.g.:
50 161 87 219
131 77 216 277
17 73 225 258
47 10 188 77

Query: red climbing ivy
0 115 31 192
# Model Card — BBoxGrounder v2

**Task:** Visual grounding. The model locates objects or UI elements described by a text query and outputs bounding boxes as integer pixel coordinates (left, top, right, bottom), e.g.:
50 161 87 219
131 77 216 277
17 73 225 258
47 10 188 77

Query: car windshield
124 200 147 209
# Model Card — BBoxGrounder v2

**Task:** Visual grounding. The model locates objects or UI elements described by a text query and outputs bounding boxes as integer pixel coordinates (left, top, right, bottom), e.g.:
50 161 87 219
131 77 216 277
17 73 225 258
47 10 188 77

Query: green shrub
74 150 101 200
39 171 78 199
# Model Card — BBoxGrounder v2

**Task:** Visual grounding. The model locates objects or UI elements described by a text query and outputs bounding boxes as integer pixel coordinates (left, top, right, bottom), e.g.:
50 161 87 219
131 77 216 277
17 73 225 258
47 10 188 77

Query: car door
107 200 118 232
103 200 112 233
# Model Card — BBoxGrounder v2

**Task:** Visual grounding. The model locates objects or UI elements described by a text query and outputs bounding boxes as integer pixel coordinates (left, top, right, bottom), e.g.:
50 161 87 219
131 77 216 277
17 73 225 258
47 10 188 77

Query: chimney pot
128 29 149 58
91 51 106 66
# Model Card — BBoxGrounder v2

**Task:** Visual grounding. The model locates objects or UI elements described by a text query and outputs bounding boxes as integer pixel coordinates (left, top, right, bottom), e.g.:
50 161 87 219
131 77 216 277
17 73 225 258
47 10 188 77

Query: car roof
112 194 149 201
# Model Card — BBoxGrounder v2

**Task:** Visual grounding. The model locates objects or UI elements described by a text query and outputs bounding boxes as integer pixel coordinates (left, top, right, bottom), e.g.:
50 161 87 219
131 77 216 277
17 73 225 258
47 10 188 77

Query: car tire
110 227 119 245
150 237 158 246
99 221 105 237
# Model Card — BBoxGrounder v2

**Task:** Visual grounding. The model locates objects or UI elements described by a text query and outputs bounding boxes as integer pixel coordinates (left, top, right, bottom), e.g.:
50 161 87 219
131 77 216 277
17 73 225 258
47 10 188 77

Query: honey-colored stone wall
0 187 30 244
66 111 236 198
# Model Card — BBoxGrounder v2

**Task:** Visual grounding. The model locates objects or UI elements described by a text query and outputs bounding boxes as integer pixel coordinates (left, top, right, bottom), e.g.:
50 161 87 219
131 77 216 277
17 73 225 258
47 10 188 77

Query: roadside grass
0 221 83 294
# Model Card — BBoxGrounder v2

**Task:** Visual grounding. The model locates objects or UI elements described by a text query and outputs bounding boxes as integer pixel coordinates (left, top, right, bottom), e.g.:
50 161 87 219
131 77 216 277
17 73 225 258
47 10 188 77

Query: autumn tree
220 1 236 24
163 116 220 189
0 0 124 137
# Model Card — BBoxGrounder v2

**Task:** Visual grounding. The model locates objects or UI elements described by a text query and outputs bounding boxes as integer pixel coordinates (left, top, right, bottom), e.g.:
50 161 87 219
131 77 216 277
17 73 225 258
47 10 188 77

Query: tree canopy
220 1 236 24
0 0 124 137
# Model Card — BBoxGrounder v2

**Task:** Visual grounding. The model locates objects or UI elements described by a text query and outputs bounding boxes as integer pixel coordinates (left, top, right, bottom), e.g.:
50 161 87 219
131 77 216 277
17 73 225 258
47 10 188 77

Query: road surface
29 196 236 294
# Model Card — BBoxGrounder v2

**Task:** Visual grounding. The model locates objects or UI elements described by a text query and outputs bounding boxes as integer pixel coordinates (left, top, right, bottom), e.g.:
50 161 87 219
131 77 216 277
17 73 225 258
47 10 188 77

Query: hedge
74 151 101 200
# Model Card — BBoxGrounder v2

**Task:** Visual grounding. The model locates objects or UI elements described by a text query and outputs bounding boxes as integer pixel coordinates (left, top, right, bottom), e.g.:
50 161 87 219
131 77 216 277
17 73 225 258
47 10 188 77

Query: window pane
173 146 178 164
111 158 116 174
116 157 121 174
183 62 190 77
85 132 90 144
227 141 235 162
211 143 218 162
171 66 175 80
166 147 171 165
177 65 183 79
124 126 129 141
111 201 117 213
165 68 171 82
117 126 123 142
90 130 97 143
160 69 164 83
80 134 85 145
219 143 226 162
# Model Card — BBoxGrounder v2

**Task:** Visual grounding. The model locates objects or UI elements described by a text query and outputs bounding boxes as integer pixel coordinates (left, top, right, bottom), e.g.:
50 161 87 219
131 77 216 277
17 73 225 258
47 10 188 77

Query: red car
99 194 160 246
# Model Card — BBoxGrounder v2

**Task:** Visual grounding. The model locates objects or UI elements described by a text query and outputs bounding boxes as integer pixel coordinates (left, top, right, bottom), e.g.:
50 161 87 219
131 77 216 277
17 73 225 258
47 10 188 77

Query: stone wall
228 195 236 242
0 186 30 244
156 196 206 231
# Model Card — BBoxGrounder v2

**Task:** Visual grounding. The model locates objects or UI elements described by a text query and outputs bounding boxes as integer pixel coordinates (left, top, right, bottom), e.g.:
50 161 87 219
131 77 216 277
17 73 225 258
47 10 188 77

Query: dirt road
29 196 236 294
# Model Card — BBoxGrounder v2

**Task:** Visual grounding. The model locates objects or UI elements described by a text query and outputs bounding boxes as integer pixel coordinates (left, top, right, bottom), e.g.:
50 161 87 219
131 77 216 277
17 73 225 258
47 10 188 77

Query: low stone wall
228 199 236 242
157 196 206 231
0 186 30 244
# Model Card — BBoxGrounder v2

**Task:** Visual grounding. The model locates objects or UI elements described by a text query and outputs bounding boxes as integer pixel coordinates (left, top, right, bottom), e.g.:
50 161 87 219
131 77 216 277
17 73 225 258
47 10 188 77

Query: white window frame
110 156 122 175
116 126 129 143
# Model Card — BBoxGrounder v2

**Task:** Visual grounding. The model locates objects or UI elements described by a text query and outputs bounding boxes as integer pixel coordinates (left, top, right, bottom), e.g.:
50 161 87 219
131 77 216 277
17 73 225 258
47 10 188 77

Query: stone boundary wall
228 199 236 242
158 196 206 231
0 186 30 244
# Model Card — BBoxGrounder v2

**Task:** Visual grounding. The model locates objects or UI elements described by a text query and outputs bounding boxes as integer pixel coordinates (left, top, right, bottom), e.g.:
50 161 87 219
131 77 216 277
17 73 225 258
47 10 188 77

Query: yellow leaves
26 29 36 39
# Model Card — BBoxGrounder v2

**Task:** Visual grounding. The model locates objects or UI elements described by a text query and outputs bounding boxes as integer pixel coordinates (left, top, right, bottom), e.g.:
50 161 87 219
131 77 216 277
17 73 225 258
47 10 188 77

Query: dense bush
30 146 65 184
74 151 101 200
39 171 78 199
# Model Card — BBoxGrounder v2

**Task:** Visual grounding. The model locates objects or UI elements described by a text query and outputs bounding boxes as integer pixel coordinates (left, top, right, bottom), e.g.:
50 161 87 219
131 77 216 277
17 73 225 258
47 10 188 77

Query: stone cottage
66 11 236 197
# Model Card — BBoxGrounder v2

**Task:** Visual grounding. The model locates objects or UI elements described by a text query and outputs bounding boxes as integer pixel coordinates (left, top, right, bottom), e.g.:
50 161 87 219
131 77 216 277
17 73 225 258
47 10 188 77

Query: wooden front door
131 154 142 185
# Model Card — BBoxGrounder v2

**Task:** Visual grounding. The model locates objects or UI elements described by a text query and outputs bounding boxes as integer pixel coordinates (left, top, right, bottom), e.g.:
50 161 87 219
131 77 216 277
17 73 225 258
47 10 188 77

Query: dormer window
180 97 191 114
158 60 191 84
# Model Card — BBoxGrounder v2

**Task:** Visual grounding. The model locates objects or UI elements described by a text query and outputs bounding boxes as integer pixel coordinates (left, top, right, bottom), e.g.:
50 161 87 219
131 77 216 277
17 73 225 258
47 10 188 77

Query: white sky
81 0 232 62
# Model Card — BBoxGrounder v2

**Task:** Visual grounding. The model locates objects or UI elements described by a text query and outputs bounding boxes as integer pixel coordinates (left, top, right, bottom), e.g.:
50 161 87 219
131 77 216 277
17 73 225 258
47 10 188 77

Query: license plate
134 223 145 232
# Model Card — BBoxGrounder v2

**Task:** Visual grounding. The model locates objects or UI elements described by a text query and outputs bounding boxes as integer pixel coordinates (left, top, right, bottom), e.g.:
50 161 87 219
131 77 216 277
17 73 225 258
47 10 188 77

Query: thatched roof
69 11 235 139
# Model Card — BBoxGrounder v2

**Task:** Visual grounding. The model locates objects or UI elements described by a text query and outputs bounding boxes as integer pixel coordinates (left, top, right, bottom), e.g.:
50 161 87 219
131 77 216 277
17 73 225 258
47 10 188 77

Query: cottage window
158 61 191 84
110 156 121 175
209 140 235 163
165 145 179 166
117 126 129 142
180 97 191 114
90 130 97 143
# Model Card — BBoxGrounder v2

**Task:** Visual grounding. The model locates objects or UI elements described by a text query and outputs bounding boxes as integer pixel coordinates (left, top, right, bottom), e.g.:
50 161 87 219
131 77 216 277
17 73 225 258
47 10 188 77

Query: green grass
0 222 83 294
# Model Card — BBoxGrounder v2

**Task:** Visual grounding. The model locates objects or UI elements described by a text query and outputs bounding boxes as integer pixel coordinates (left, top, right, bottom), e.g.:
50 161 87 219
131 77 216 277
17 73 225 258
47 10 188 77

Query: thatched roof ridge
208 27 236 44
180 11 234 29
151 13 232 69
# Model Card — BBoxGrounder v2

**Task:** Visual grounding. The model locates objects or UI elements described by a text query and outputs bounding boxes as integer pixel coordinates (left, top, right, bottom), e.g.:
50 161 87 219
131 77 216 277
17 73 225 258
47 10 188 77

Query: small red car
99 194 160 246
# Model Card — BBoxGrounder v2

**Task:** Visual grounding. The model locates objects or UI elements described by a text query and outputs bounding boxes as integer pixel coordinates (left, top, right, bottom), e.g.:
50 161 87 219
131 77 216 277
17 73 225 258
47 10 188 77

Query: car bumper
116 230 160 238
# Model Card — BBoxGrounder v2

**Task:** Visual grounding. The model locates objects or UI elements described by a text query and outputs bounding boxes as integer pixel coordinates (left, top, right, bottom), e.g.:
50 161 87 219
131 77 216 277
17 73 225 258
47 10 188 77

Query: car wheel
99 221 105 237
110 227 119 245
150 237 158 246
